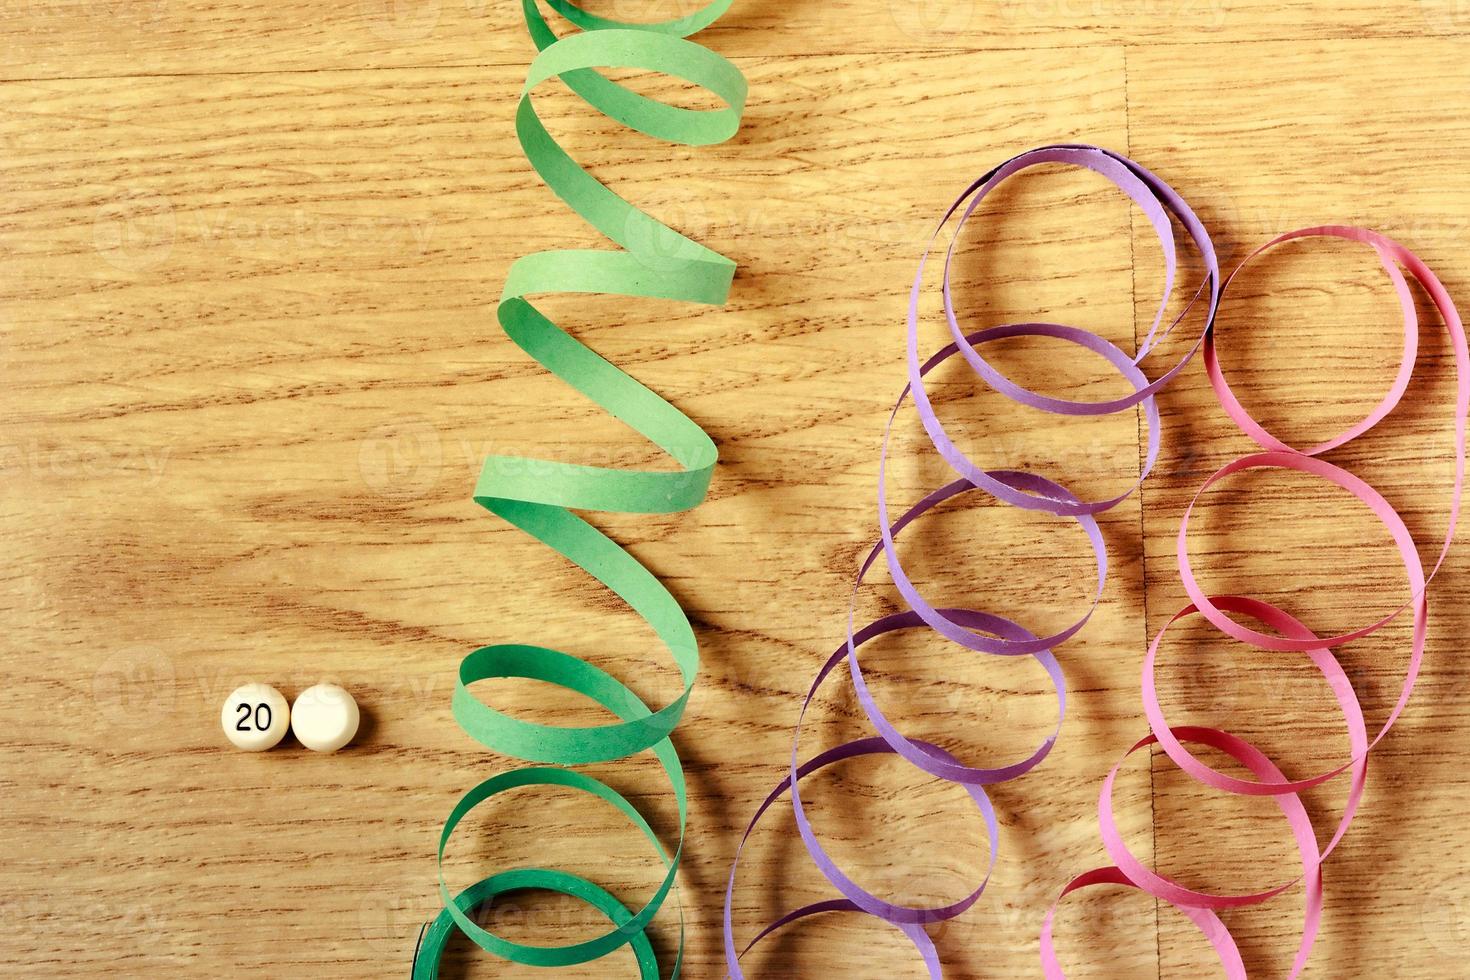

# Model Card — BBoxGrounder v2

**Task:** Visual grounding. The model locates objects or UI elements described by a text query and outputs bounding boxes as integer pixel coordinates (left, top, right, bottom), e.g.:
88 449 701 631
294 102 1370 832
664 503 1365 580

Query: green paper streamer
411 1 746 976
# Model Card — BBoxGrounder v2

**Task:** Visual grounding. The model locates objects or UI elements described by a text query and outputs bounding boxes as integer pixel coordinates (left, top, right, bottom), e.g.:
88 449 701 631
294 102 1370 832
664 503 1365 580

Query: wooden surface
4 2 1470 976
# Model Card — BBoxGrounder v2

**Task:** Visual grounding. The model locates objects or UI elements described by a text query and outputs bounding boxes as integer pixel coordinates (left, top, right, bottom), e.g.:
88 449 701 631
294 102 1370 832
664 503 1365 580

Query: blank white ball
221 683 290 751
290 683 360 753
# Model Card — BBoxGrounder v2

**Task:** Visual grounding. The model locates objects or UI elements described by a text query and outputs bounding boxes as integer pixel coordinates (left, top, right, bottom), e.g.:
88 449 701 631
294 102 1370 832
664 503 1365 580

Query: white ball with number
291 683 360 753
221 683 290 751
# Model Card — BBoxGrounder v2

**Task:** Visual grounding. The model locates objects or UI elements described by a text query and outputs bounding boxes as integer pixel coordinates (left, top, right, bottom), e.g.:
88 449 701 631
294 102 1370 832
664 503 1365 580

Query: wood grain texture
2 2 1468 977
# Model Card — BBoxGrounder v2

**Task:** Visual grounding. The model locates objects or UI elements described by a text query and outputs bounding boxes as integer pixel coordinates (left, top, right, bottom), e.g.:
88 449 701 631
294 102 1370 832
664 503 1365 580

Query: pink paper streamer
1046 226 1468 976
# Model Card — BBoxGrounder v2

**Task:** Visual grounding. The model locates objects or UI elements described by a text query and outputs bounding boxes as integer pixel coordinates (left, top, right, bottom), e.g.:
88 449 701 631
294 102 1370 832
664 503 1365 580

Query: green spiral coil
411 1 746 976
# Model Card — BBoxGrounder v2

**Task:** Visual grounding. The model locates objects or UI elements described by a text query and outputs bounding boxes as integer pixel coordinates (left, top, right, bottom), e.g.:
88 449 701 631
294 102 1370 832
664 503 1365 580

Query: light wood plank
4 0 1470 82
0 42 1163 978
1127 36 1470 980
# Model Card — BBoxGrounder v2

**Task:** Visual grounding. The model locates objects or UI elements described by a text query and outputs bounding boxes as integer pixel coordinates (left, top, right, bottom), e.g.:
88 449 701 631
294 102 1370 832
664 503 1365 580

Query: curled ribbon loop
1047 227 1467 976
413 2 746 976
724 145 1217 976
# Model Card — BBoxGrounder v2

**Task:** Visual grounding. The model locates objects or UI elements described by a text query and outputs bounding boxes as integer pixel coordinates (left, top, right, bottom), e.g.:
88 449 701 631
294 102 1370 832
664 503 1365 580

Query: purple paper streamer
722 144 1218 976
